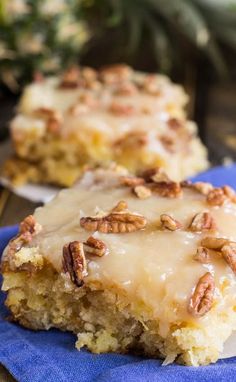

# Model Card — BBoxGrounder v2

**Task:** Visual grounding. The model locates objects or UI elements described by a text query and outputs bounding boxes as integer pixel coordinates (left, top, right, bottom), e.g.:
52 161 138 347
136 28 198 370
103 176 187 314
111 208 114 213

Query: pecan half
201 236 228 250
19 215 42 235
207 188 226 206
62 241 87 287
120 176 145 187
133 185 152 199
189 212 216 232
221 243 236 274
160 214 182 231
188 272 215 317
84 236 108 257
150 181 182 198
80 212 147 233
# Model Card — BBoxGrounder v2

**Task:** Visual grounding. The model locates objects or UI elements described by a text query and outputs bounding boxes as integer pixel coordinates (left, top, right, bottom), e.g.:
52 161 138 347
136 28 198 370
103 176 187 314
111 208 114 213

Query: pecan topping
112 200 128 212
120 176 145 187
80 211 147 233
168 118 182 130
194 182 213 195
221 243 236 274
150 181 182 198
34 108 63 133
19 215 42 235
159 135 175 153
193 247 216 264
207 188 226 206
84 236 108 257
59 67 81 88
133 185 152 199
62 241 87 287
201 236 228 250
160 214 182 231
8 231 33 257
188 272 215 317
114 132 147 148
109 101 136 116
189 212 216 232
139 168 168 183
69 103 89 116
81 67 97 83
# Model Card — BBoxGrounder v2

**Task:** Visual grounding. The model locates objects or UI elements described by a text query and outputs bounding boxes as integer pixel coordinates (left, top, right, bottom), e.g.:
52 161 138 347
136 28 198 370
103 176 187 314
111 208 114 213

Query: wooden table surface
0 80 236 381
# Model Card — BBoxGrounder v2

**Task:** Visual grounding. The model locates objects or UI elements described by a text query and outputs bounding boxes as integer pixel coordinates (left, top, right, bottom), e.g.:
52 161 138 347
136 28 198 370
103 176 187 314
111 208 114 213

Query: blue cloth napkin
1 165 236 382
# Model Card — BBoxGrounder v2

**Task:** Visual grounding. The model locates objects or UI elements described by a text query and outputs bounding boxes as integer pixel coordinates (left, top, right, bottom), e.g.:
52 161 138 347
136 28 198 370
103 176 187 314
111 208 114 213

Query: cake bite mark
80 204 147 234
188 272 215 317
84 236 108 257
189 212 216 232
62 241 87 287
160 214 182 231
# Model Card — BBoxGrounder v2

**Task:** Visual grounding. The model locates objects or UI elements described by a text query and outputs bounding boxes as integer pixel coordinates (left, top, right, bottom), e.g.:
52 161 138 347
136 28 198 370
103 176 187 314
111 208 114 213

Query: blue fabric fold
1 165 236 382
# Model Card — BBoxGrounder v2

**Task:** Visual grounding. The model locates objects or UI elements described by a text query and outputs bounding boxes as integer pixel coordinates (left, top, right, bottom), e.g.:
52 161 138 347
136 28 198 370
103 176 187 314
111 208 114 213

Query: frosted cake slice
3 64 208 186
2 166 236 366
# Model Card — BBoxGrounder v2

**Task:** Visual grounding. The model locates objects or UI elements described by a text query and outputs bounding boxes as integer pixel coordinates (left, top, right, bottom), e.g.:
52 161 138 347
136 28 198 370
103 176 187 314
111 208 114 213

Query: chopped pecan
139 168 169 183
188 272 215 317
150 181 182 198
201 236 228 250
80 211 147 233
193 247 216 264
133 185 152 199
189 212 216 232
62 241 87 287
120 176 145 187
160 214 182 231
194 182 213 195
111 200 128 212
221 243 236 274
34 107 63 133
168 118 183 130
8 231 33 257
207 188 226 206
114 131 147 148
19 215 42 235
109 101 136 116
79 93 99 108
84 236 108 257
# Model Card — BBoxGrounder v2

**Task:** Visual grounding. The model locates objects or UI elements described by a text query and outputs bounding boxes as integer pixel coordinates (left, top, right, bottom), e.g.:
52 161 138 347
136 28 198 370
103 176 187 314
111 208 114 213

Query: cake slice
2 166 236 366
2 64 208 186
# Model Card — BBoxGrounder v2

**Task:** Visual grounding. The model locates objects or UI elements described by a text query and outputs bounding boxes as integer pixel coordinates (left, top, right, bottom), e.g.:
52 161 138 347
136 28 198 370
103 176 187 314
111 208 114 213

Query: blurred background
0 0 236 164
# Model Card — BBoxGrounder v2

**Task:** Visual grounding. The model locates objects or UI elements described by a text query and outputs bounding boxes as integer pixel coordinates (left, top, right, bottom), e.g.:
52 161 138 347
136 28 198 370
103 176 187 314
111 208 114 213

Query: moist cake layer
2 167 236 366
3 65 208 186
